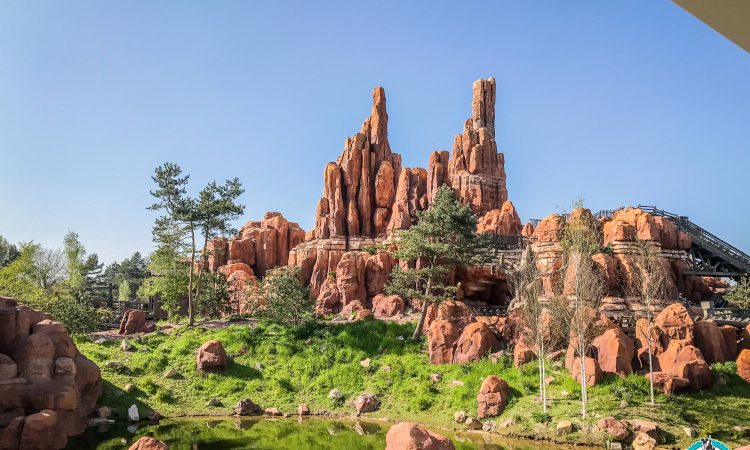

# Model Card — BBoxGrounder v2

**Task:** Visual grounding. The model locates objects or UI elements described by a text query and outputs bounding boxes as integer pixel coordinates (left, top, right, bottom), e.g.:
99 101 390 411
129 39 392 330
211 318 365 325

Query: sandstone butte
208 77 725 322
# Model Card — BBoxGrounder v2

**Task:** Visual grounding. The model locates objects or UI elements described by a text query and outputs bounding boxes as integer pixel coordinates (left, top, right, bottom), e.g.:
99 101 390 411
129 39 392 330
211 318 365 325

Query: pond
67 417 572 449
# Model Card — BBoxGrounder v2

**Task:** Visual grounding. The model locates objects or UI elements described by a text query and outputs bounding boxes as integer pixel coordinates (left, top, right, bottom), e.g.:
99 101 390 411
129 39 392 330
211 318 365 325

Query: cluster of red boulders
0 297 103 450
118 309 156 335
425 298 750 394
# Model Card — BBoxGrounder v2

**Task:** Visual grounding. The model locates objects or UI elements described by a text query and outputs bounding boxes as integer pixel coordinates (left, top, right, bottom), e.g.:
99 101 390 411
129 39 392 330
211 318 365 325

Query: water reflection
67 416 571 450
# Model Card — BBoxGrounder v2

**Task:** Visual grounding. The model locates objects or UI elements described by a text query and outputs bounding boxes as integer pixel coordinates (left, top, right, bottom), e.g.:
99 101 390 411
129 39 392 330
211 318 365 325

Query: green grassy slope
76 319 750 448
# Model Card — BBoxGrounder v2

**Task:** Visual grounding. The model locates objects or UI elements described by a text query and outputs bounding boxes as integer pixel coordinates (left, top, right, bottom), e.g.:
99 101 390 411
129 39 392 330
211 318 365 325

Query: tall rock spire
446 77 508 216
313 87 403 241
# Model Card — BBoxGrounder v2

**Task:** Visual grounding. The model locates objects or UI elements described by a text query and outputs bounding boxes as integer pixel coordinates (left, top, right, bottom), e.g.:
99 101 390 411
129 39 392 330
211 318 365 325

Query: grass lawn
76 319 750 448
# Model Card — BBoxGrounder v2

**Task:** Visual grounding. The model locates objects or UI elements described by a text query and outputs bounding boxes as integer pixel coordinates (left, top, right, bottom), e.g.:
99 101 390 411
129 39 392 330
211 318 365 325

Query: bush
28 297 102 334
249 266 313 326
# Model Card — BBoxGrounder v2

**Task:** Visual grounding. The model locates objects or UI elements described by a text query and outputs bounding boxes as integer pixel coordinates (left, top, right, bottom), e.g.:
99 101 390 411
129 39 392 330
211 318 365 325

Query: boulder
353 394 380 414
372 295 405 318
634 318 663 371
720 325 738 361
233 399 259 416
654 303 694 346
128 437 168 450
476 375 510 418
385 422 455 450
427 320 461 365
632 432 656 450
741 324 750 350
592 327 635 377
297 404 310 416
512 337 536 368
646 371 690 395
340 300 366 317
738 349 750 383
196 340 228 373
596 417 630 441
570 356 602 387
693 320 727 364
453 322 500 364
18 410 66 450
118 309 146 335
556 420 573 436
658 341 711 390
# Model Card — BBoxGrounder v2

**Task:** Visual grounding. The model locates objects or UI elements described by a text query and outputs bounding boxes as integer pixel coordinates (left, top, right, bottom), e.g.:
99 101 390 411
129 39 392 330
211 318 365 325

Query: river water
67 417 573 449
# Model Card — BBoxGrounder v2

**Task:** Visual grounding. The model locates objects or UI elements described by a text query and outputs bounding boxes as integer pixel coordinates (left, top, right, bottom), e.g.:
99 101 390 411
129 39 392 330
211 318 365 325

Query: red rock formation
570 356 602 387
592 327 635 377
0 298 102 447
477 375 510 418
596 417 630 442
655 303 694 346
532 214 565 243
634 318 663 370
720 325 738 360
646 371 690 395
314 87 402 240
521 222 534 238
693 320 727 364
657 341 711 390
737 349 750 383
453 322 500 364
447 78 508 216
388 168 427 232
427 151 450 204
385 422 455 450
128 437 168 450
372 295 405 318
427 320 461 364
476 201 522 236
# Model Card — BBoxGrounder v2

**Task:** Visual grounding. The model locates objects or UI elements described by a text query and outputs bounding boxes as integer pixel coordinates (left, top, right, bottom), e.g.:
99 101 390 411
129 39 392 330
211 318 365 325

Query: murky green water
67 417 569 449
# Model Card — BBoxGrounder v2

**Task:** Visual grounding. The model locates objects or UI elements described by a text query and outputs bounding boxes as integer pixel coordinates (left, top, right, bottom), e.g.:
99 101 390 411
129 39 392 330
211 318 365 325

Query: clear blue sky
1 1 748 264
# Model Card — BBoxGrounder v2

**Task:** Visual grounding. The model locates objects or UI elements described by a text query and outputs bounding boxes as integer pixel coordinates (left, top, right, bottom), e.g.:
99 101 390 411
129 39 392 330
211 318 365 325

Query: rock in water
385 422 455 450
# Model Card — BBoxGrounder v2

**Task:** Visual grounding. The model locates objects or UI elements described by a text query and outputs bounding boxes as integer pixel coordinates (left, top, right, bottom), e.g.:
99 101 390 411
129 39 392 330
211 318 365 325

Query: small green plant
530 411 552 423
700 417 718 437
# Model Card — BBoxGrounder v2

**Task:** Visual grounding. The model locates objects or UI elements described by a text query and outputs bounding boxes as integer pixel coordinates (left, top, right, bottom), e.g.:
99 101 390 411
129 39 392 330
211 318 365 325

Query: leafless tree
559 207 606 419
629 239 668 406
512 247 565 413
30 247 67 290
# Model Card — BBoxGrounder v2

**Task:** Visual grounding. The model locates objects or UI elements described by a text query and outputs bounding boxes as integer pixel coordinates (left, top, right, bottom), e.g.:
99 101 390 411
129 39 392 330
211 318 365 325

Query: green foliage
63 230 103 302
530 411 552 423
103 252 148 297
118 280 132 302
75 319 750 448
726 276 750 309
198 272 232 319
385 185 487 338
138 242 189 321
148 162 245 326
251 266 313 326
0 235 19 268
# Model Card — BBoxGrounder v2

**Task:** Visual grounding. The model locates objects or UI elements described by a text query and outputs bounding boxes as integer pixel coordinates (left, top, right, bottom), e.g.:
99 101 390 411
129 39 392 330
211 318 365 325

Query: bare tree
559 207 606 419
629 240 668 405
512 247 564 413
30 247 67 290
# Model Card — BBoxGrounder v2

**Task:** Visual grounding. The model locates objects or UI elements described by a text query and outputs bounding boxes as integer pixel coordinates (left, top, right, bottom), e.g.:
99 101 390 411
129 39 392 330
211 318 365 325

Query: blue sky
1 1 748 264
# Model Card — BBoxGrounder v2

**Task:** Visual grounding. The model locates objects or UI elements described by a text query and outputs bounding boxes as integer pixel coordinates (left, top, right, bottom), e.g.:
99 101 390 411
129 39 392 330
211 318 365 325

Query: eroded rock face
385 422 455 450
655 304 694 346
0 298 102 447
476 375 510 418
314 88 403 240
476 201 522 236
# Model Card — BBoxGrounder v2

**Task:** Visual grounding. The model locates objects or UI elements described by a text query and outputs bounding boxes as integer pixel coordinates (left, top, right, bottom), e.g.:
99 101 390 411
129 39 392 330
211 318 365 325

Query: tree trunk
578 344 587 419
540 340 547 414
647 322 655 405
188 230 196 327
412 276 432 341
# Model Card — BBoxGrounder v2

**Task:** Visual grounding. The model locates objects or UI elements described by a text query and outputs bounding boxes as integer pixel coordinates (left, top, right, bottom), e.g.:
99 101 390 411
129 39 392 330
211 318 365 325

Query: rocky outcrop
592 327 635 377
453 322 500 364
693 320 727 364
476 201 522 236
0 298 102 449
427 320 461 365
476 375 510 418
372 295 405 318
385 422 455 450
